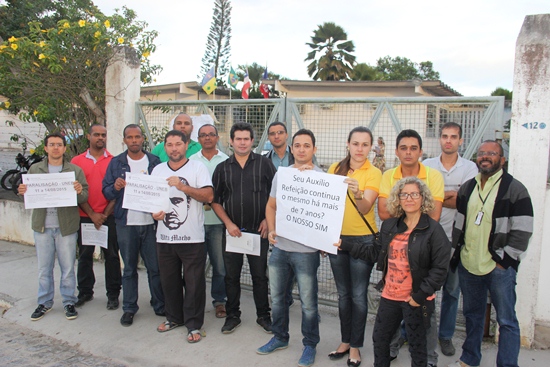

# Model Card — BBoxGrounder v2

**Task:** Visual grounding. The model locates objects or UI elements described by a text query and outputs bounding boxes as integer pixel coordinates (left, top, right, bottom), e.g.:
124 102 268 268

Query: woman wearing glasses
338 176 449 367
327 126 382 367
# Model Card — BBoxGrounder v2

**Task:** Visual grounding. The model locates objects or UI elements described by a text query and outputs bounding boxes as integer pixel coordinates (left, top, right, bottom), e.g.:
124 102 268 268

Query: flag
260 68 269 98
242 69 251 99
228 66 239 90
201 66 217 95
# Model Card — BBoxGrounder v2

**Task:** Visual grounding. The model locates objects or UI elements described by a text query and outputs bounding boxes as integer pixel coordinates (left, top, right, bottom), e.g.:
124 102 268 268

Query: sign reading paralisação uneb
275 167 347 254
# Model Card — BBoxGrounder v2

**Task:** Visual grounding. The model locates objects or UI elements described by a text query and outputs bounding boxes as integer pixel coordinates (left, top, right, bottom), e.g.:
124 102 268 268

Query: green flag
228 67 239 90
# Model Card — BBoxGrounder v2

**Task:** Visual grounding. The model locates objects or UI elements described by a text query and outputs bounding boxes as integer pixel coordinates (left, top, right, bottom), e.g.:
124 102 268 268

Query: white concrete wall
105 46 141 156
509 13 550 346
0 200 33 245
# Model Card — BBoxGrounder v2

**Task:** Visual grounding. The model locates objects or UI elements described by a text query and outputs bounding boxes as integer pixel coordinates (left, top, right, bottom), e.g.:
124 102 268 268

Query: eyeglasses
198 133 217 138
398 192 421 200
477 151 501 157
268 130 286 136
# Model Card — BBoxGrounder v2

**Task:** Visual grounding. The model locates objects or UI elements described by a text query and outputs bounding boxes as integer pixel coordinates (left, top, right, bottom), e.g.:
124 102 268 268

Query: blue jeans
439 265 461 340
329 235 374 348
116 224 164 314
269 247 320 347
458 262 520 367
205 224 226 306
34 229 78 307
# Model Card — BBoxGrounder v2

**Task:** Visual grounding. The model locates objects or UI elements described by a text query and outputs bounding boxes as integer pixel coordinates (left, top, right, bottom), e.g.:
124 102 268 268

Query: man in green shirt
152 113 201 161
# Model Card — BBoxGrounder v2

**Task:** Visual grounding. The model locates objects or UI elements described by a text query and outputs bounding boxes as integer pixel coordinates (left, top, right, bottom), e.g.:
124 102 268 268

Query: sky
91 0 548 96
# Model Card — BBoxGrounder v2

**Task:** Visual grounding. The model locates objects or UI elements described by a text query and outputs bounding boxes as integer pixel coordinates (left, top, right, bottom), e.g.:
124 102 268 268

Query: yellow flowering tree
0 6 160 155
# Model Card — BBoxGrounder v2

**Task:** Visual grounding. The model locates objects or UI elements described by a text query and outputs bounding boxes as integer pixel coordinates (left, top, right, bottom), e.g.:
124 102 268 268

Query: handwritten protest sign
275 167 347 254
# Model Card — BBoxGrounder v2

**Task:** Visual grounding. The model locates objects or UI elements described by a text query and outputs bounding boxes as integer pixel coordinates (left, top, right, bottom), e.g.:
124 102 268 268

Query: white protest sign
22 172 77 209
275 167 347 254
122 172 170 214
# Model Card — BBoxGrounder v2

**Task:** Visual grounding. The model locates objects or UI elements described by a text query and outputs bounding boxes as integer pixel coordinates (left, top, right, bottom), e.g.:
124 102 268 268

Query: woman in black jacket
338 176 450 367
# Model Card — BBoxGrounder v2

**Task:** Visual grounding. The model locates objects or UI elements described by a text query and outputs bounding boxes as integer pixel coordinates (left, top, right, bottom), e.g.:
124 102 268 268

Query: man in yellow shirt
378 129 444 221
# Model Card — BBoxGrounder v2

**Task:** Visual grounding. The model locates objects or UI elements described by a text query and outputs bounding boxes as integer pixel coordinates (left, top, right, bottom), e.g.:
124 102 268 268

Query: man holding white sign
257 129 329 367
102 124 164 327
18 133 88 322
211 122 276 335
151 130 213 343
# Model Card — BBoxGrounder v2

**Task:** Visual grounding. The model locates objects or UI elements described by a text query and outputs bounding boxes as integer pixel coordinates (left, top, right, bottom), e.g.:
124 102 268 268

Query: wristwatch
355 190 364 200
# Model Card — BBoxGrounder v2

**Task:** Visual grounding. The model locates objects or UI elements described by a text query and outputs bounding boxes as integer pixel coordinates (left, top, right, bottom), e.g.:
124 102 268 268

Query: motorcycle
1 152 44 193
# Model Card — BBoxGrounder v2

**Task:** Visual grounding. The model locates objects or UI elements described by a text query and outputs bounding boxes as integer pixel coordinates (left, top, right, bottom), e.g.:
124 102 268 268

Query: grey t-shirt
269 165 322 253
44 164 62 228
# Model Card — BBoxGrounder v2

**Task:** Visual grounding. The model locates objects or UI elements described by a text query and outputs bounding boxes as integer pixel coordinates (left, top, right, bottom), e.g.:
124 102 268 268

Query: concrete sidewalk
1 240 548 367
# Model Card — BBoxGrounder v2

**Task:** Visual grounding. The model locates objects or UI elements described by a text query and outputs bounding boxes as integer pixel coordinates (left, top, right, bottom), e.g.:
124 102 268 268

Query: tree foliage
0 0 96 40
491 87 512 101
351 62 383 81
199 0 231 87
0 3 161 155
375 56 440 80
305 22 356 81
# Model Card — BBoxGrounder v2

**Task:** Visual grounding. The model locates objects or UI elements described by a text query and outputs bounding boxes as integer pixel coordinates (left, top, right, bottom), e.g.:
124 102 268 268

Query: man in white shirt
423 122 478 364
152 130 213 342
102 124 164 327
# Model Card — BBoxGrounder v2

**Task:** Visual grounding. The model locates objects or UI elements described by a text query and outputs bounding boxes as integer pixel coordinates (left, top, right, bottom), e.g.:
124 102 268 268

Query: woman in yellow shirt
327 127 382 367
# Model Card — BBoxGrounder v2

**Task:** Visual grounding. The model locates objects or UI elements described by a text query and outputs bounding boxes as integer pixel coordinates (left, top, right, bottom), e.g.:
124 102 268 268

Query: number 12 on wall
521 122 546 129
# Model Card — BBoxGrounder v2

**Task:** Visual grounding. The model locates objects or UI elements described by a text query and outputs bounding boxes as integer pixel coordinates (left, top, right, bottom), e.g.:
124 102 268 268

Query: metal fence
136 96 504 311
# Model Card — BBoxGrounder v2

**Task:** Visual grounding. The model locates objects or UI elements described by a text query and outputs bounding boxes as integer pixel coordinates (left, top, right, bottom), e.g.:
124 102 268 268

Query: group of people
18 116 532 367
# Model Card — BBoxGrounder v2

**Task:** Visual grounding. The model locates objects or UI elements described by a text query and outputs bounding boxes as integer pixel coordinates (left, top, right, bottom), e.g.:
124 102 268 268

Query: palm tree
305 22 356 81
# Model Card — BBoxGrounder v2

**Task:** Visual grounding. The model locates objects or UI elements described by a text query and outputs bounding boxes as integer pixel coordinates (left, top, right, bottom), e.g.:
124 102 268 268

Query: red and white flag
242 70 251 99
260 68 269 98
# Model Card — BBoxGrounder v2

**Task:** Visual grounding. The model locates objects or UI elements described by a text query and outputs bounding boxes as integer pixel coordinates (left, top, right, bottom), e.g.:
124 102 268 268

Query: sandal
215 304 227 318
328 348 350 360
187 329 206 343
157 320 183 333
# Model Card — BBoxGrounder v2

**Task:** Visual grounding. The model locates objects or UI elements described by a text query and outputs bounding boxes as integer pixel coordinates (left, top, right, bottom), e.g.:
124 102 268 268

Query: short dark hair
123 124 142 138
292 128 316 146
479 140 504 156
88 123 106 135
198 124 218 136
164 129 188 144
396 129 422 150
44 133 66 147
440 122 463 139
230 122 254 140
268 121 287 133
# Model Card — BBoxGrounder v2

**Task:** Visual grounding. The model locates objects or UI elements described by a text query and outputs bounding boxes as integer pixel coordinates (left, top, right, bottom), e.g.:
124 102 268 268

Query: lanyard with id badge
475 176 502 225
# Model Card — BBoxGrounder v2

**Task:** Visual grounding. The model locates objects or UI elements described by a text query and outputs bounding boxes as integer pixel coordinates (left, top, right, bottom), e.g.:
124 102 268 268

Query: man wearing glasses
18 133 88 321
189 124 229 319
264 121 294 169
448 140 533 367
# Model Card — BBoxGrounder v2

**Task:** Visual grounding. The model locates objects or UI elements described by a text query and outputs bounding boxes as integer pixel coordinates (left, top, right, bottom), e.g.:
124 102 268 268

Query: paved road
0 315 126 367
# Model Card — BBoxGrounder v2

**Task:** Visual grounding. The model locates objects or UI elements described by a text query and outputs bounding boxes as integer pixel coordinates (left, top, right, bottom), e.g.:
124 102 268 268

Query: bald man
152 113 201 161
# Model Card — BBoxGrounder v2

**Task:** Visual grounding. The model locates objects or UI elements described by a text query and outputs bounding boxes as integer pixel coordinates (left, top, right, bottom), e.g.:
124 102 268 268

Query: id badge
474 211 484 225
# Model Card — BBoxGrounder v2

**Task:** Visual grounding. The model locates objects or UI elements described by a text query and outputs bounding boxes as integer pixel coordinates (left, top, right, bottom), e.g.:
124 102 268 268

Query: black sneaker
439 338 456 356
106 297 119 310
256 316 273 334
221 316 241 334
64 304 78 320
120 312 135 327
31 304 51 321
75 294 93 308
